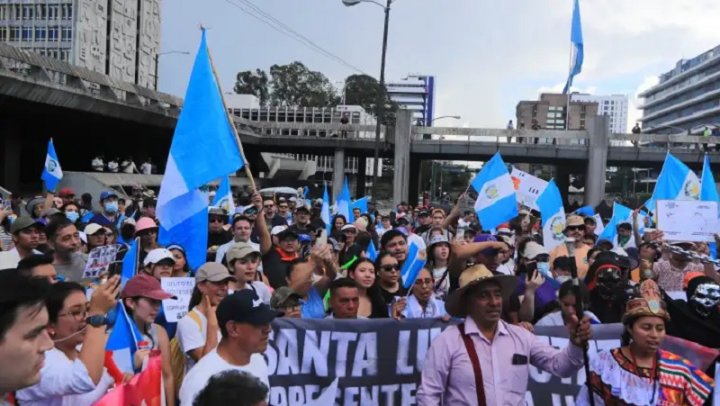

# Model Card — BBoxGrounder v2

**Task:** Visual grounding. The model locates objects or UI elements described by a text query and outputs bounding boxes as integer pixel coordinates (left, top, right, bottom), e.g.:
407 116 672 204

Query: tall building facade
386 75 435 126
226 94 381 178
0 0 161 88
571 93 628 133
516 93 599 142
640 44 720 134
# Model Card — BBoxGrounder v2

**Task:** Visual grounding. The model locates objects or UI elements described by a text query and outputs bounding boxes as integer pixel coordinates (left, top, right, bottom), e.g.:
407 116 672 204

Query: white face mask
556 275 572 284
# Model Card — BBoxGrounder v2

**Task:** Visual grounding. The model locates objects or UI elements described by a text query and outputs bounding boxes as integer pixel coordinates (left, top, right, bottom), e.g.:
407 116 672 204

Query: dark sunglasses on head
380 264 400 272
566 225 585 231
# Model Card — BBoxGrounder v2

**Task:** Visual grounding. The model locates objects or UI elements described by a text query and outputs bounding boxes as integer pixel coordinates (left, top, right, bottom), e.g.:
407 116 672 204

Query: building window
35 27 46 40
0 27 6 41
23 5 34 20
0 5 6 20
37 4 46 19
48 4 59 20
62 4 72 20
9 26 19 41
22 26 32 41
48 26 58 42
61 27 71 41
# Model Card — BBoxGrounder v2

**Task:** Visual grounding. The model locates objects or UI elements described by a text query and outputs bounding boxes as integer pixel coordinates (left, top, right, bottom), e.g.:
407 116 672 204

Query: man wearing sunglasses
207 207 233 262
549 215 591 279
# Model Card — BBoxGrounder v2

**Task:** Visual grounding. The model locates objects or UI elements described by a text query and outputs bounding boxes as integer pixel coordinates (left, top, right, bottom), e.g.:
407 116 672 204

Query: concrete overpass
1 42 718 206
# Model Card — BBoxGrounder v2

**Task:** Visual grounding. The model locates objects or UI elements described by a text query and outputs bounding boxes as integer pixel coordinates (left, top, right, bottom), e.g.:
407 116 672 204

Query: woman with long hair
168 244 192 277
16 277 120 405
576 280 714 405
330 214 347 240
121 273 177 406
347 258 388 318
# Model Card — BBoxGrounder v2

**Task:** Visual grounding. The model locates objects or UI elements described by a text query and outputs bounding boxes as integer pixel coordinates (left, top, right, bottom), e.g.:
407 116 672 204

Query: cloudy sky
160 0 720 132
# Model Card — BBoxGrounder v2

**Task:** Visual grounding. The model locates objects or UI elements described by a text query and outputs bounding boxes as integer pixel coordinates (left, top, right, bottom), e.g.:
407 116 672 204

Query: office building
516 93 599 142
0 0 161 88
386 75 435 125
640 44 720 134
226 94 381 179
571 93 628 134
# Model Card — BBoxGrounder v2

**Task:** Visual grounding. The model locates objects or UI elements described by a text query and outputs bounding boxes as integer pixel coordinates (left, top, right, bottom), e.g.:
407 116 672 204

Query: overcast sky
159 0 720 132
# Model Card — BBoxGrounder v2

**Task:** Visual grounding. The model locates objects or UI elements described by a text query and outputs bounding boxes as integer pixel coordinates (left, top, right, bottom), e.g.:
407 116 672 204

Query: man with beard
584 252 633 323
665 275 720 348
46 218 86 282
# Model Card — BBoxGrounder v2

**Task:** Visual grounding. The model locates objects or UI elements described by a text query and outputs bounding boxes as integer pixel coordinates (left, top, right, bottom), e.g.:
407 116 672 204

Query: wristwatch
85 314 108 328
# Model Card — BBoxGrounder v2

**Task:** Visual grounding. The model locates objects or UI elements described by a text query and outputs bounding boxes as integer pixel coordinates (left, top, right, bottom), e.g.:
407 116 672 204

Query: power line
224 0 369 76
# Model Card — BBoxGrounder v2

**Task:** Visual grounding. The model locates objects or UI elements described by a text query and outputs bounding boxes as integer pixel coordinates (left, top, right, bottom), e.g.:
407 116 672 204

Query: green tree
269 62 339 107
233 69 270 106
344 74 398 125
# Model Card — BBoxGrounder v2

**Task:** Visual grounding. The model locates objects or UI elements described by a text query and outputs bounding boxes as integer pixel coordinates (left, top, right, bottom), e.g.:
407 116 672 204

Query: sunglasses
263 204 274 208
566 225 585 231
209 216 226 223
380 264 400 272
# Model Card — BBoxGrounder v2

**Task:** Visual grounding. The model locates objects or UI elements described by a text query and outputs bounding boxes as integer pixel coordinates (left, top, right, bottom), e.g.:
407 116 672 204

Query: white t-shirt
176 308 222 373
15 347 115 406
179 349 269 406
535 310 601 326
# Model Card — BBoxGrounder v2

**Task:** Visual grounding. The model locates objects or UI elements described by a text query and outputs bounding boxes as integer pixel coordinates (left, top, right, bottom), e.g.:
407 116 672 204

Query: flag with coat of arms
536 179 566 251
470 152 518 230
41 138 63 192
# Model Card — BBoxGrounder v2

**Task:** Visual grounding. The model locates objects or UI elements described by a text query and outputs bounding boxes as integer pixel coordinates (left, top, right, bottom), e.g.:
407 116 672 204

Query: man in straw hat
417 264 592 406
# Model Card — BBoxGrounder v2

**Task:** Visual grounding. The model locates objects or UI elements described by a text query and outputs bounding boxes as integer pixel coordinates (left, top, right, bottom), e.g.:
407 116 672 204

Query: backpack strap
458 323 487 406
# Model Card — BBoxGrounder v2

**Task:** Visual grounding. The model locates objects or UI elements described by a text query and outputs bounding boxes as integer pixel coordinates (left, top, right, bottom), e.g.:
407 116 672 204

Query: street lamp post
343 0 392 199
154 50 190 90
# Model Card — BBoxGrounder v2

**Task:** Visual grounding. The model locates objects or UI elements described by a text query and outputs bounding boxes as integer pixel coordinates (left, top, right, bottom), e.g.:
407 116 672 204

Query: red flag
96 353 163 406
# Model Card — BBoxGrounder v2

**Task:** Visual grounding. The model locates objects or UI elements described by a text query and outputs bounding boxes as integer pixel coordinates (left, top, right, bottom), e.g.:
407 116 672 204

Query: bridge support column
585 116 609 208
0 119 21 193
409 157 421 206
555 165 571 207
393 110 413 205
333 148 345 200
356 157 366 198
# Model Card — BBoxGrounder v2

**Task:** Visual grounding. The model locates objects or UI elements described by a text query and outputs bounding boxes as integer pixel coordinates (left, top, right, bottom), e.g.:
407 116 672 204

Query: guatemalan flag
106 302 142 373
156 30 245 270
335 177 352 222
701 154 719 207
645 152 700 213
536 179 566 252
41 138 63 192
563 0 584 94
597 202 633 244
470 152 518 231
212 175 235 221
321 183 331 235
400 242 426 289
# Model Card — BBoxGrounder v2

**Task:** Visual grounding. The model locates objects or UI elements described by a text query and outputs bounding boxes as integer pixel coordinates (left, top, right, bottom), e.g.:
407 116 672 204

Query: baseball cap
195 262 235 283
143 248 176 267
217 290 282 326
271 225 288 236
58 188 75 197
295 206 310 213
522 241 548 260
121 273 176 300
428 235 450 248
208 207 227 217
566 215 584 227
100 191 118 202
243 206 258 215
418 209 430 217
341 224 357 232
270 287 302 309
272 225 298 240
473 234 499 256
226 242 261 264
10 216 40 234
84 223 106 236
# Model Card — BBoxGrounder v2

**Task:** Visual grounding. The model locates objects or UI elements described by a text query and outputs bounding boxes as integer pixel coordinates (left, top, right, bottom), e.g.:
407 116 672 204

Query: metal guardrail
0 42 182 116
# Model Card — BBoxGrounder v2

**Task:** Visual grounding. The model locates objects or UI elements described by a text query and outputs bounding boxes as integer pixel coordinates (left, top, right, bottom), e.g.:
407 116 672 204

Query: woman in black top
347 258 388 318
374 251 407 304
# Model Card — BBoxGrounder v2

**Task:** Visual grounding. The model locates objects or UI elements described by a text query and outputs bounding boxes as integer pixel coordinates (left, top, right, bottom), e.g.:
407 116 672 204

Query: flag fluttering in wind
156 30 245 269
645 152 700 213
470 152 518 231
537 179 566 252
335 177 352 222
212 175 236 220
563 0 584 94
41 139 63 192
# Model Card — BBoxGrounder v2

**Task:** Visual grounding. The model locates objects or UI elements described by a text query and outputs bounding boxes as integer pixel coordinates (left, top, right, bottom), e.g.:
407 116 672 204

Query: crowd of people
0 185 719 405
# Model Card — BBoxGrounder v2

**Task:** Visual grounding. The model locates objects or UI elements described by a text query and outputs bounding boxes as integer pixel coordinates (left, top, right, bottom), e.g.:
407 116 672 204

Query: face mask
556 275 572 284
690 283 720 317
536 262 551 277
618 235 631 245
65 211 79 223
104 201 119 214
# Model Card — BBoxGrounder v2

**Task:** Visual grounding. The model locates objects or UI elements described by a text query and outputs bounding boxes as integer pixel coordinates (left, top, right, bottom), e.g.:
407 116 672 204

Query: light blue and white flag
335 177 352 222
645 152 700 213
470 152 518 231
106 302 142 373
321 183 331 235
399 242 426 289
536 179 566 251
701 155 719 258
351 196 369 216
563 0 584 94
597 202 633 244
366 239 378 261
212 175 235 221
156 30 245 270
575 205 594 217
41 138 63 192
120 238 139 290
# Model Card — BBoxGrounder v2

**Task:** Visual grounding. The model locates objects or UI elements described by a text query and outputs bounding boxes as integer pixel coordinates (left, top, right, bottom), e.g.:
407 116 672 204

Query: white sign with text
161 277 195 322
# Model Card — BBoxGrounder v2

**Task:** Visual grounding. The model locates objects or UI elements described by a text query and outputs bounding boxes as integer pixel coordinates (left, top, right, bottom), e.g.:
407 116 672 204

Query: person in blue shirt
285 245 337 319
89 191 120 229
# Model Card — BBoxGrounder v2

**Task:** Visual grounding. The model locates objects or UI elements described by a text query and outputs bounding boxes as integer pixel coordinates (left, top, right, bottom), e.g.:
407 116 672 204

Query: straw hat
445 264 517 317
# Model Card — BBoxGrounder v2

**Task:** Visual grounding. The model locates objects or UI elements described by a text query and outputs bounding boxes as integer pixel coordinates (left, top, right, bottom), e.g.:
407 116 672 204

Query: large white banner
656 200 719 242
